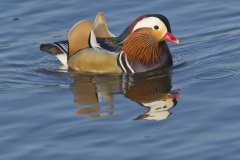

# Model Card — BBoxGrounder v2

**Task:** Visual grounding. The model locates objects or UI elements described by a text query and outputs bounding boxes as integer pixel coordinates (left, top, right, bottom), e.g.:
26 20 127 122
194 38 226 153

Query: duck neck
118 46 172 73
119 40 172 73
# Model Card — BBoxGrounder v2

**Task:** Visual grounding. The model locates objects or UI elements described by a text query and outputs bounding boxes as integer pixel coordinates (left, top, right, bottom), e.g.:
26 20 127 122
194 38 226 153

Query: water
1 0 240 159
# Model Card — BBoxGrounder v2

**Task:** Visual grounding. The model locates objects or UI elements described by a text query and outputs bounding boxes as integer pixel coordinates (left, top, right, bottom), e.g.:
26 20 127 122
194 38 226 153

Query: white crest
132 17 167 34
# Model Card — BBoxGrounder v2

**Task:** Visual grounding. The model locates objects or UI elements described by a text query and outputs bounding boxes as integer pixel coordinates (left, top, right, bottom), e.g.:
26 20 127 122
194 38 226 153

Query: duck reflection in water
71 74 120 118
70 69 180 121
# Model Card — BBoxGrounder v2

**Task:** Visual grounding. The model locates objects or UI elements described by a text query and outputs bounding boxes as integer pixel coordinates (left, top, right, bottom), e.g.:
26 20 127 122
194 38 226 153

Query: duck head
118 14 179 64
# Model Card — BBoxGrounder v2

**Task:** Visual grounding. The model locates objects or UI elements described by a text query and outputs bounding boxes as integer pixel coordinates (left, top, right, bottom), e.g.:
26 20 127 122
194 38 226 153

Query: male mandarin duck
40 12 179 73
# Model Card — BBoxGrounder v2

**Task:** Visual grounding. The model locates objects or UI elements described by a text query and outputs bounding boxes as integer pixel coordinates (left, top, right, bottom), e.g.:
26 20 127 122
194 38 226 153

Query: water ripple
193 67 238 80
172 53 186 69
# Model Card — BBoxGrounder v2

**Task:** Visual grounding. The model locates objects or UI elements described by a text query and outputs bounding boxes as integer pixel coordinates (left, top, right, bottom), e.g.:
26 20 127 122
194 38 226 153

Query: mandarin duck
40 12 179 73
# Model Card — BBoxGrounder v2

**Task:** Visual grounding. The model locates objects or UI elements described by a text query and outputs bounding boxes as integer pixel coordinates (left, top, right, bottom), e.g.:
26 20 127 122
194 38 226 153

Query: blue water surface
1 0 240 160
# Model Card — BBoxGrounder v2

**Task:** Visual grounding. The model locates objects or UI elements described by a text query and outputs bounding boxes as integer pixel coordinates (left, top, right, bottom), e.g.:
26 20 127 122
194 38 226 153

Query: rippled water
1 0 240 159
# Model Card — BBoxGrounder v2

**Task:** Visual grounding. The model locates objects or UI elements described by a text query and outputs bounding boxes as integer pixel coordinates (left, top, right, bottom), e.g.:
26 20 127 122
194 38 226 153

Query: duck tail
40 40 69 66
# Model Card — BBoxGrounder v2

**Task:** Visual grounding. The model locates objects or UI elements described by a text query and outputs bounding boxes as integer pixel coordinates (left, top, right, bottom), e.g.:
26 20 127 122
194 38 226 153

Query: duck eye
154 25 159 30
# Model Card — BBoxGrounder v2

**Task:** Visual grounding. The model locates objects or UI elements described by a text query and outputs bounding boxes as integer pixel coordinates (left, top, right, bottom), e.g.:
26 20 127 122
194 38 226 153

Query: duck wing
68 20 93 56
40 12 116 56
93 12 115 38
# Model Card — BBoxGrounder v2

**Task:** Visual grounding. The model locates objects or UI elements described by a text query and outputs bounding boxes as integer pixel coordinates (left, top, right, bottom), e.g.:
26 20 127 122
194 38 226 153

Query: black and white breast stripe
117 51 135 73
